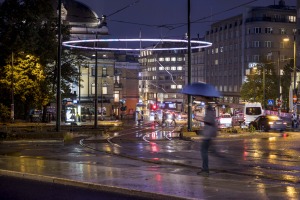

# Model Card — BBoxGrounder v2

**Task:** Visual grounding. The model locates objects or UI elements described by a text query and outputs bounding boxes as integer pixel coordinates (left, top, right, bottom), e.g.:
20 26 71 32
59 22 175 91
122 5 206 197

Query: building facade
139 43 187 112
204 0 296 105
60 0 140 121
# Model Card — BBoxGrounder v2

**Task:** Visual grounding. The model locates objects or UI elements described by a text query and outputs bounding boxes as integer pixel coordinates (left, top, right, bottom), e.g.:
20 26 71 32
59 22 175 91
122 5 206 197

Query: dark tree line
0 0 80 121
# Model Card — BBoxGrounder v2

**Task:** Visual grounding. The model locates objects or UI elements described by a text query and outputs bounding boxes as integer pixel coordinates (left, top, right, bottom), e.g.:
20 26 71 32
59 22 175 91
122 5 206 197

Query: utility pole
56 0 62 132
187 0 192 131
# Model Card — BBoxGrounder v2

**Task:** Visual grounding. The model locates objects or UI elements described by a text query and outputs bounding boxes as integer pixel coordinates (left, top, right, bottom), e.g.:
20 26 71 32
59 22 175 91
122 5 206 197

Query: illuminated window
159 57 164 61
152 67 156 71
114 91 119 102
177 66 183 70
289 16 296 22
171 57 176 61
165 57 170 61
171 85 177 89
177 85 182 89
171 66 176 70
177 57 183 61
102 86 107 94
165 66 170 70
159 66 164 70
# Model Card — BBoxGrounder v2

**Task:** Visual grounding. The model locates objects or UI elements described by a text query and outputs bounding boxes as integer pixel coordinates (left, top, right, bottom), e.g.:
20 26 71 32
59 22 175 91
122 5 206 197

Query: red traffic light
152 104 157 110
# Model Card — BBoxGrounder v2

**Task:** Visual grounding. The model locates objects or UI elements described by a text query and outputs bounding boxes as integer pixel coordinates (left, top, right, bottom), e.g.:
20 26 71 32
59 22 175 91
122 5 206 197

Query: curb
0 169 195 200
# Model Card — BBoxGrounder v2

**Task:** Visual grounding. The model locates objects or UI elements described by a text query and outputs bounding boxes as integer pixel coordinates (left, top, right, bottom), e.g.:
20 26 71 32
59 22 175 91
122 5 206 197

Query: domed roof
62 0 99 25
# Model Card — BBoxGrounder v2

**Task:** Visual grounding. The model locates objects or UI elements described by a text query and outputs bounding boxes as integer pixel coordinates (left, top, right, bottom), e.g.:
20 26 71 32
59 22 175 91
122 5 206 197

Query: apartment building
204 0 296 105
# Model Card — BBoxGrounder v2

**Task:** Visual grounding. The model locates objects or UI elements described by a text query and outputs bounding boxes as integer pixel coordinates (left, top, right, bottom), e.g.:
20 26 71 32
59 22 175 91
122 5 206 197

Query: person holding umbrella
197 98 218 176
181 82 220 176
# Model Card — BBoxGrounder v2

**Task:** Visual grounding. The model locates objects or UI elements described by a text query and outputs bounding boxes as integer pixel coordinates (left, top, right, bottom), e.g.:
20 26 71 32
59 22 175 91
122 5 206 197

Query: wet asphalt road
1 123 300 198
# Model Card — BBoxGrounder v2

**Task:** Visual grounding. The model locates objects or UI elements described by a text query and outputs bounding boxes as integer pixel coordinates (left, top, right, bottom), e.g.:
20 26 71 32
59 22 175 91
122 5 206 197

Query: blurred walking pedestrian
197 99 218 176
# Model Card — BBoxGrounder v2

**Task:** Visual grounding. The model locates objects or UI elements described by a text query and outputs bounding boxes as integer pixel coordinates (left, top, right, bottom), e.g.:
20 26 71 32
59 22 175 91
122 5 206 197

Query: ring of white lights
62 38 212 51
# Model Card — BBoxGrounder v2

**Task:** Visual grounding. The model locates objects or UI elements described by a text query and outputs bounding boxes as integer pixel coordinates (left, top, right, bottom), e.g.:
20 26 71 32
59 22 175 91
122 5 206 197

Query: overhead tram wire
106 0 141 17
171 0 259 30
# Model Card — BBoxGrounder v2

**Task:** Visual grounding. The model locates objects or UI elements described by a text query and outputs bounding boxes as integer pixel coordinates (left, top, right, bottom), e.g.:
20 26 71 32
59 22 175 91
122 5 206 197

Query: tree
0 0 82 120
241 61 278 107
0 52 50 118
281 59 293 111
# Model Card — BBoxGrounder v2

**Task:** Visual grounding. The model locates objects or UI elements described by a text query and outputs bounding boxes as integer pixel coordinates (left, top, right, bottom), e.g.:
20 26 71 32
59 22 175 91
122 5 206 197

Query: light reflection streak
286 186 298 199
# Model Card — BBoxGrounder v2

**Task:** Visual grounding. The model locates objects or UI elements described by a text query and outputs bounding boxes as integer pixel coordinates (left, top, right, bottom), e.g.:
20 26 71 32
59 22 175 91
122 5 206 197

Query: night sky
76 0 296 39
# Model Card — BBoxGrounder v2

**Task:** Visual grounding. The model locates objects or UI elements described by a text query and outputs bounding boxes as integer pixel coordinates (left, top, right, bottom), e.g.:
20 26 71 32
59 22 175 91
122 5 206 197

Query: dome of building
61 0 99 27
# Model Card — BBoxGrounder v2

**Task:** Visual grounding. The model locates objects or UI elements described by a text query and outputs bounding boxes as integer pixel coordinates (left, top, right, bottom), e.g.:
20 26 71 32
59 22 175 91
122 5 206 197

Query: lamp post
94 33 98 128
293 32 297 114
11 52 14 123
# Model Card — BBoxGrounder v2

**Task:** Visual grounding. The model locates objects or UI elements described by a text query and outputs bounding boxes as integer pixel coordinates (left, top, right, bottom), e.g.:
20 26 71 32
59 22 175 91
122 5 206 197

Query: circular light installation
62 38 212 51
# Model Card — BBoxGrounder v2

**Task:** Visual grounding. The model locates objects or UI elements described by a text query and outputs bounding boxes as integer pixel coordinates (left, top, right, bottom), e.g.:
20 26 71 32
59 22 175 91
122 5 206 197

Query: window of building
165 57 170 61
165 66 170 70
159 66 164 70
248 28 251 34
254 27 261 34
280 28 286 35
91 83 95 94
152 67 156 71
177 85 182 89
214 59 218 65
253 55 260 62
153 76 156 80
264 41 272 48
102 67 107 77
171 57 176 61
114 91 119 102
177 66 183 70
288 15 296 22
220 46 224 52
171 85 176 89
102 86 107 95
215 48 218 53
91 67 95 76
253 41 260 48
265 27 273 34
266 54 272 61
158 57 164 62
171 66 176 70
177 57 183 61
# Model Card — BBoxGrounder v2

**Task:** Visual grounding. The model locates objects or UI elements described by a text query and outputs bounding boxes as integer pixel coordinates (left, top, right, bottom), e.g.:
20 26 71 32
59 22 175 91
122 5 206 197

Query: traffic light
151 104 157 110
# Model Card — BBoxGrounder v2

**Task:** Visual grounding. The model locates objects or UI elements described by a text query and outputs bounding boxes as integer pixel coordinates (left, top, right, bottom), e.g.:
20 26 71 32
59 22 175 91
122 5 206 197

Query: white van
243 102 263 126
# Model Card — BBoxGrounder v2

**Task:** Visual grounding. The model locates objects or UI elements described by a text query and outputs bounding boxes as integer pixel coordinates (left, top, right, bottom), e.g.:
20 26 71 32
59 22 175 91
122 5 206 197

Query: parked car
249 115 287 132
218 113 232 128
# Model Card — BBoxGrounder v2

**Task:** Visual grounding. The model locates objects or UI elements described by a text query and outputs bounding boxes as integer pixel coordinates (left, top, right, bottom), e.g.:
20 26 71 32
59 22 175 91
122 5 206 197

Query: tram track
79 124 300 184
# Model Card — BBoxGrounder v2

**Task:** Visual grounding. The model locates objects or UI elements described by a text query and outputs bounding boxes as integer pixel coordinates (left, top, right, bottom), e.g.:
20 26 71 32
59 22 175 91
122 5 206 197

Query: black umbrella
181 82 220 98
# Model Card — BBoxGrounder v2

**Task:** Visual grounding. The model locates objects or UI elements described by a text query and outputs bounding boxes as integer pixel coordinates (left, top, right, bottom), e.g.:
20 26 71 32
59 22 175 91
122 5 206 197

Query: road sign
277 99 282 107
293 95 297 103
267 99 274 106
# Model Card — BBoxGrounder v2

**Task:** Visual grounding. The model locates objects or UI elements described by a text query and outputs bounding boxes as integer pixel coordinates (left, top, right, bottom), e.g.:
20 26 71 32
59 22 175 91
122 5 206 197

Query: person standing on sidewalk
197 101 218 176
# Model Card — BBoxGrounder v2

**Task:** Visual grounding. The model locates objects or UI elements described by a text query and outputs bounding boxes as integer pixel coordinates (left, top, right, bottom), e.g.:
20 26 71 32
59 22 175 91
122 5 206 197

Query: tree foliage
0 0 82 120
241 60 293 110
0 53 50 108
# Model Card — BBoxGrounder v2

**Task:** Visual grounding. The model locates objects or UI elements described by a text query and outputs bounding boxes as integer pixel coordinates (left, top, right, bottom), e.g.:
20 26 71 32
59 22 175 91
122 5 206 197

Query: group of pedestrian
154 111 176 126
